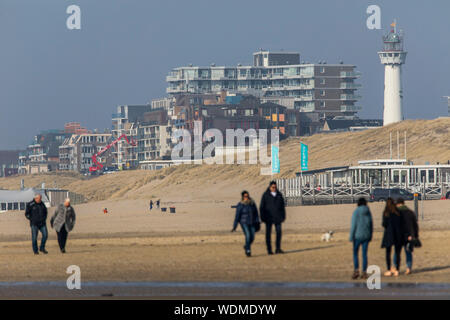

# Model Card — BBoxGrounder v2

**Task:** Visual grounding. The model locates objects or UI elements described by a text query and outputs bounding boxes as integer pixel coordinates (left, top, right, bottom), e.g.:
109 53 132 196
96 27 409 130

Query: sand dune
1 118 449 203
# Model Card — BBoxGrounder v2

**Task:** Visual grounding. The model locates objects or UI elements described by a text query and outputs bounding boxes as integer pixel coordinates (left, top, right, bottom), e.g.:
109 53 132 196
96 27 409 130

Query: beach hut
0 188 50 213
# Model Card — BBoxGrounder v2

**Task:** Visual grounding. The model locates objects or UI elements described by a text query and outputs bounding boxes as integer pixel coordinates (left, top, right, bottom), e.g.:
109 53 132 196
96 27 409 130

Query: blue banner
271 145 280 174
300 143 308 171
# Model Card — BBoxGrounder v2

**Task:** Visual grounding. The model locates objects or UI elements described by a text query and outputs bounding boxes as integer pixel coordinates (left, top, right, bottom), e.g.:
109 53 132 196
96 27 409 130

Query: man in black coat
25 194 48 255
260 181 286 254
396 198 419 274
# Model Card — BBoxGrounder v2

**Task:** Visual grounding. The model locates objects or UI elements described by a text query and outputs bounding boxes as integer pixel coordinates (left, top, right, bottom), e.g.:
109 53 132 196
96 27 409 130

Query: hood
240 198 255 206
357 205 370 215
265 188 280 195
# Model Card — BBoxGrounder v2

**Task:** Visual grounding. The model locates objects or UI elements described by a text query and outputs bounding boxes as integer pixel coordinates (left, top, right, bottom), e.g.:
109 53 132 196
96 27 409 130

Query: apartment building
136 124 172 163
111 105 152 169
112 105 175 169
0 150 22 177
59 133 112 173
166 50 361 119
18 130 71 174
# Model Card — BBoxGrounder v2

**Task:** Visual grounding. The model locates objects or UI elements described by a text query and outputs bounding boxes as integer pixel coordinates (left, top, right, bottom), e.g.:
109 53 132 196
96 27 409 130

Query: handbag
411 238 422 248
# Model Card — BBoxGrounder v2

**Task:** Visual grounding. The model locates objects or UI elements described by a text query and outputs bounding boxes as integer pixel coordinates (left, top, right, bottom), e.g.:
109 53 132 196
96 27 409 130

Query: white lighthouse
378 21 407 126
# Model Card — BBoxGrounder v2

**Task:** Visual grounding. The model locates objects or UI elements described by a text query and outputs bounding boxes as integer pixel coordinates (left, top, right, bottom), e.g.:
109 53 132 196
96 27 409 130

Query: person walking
156 199 160 209
25 194 48 255
149 200 153 211
231 191 260 257
381 197 405 277
260 181 286 255
395 198 419 275
349 198 373 279
50 198 76 253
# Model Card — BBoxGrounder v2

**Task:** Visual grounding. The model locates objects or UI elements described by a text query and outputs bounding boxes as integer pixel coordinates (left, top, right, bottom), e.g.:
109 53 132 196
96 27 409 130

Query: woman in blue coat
232 191 260 257
349 197 373 280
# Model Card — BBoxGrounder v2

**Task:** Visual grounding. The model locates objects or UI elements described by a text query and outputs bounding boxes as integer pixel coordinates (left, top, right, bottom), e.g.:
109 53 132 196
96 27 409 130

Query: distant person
231 191 260 257
156 199 160 209
349 198 373 280
25 194 48 255
395 198 420 275
103 207 108 214
260 181 286 255
50 198 76 253
381 198 405 277
149 200 153 211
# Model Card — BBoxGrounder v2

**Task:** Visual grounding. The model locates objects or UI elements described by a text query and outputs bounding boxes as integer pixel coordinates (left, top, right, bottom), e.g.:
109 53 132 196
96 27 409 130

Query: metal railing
276 177 450 206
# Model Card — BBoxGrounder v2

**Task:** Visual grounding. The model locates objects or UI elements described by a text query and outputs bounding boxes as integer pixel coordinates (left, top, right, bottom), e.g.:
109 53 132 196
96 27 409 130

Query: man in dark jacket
260 181 286 254
25 194 48 255
395 198 419 274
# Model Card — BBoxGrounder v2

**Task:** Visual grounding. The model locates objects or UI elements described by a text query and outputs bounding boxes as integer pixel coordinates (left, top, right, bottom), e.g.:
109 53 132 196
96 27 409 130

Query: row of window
0 202 26 211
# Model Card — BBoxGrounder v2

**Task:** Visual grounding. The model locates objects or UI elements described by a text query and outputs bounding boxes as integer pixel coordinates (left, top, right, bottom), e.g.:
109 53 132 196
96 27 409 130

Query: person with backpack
231 191 260 257
349 198 373 279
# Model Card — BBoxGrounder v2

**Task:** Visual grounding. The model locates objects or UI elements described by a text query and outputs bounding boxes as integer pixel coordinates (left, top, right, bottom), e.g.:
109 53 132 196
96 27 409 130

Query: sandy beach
1 199 449 287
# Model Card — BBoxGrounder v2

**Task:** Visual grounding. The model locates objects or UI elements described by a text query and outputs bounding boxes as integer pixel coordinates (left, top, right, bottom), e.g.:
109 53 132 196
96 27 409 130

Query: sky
0 0 449 149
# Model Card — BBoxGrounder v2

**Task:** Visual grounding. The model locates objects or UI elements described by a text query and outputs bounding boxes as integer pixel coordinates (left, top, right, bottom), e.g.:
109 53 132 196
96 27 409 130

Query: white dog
321 230 334 242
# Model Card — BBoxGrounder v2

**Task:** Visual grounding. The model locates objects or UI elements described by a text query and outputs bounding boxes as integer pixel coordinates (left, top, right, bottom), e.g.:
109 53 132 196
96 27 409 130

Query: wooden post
350 171 354 203
331 171 335 204
299 175 303 206
387 169 390 189
312 174 316 205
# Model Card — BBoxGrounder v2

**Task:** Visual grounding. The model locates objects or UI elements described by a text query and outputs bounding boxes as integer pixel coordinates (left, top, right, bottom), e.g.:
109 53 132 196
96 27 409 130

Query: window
320 67 325 73
320 78 325 85
429 170 435 183
320 90 326 96
320 101 326 108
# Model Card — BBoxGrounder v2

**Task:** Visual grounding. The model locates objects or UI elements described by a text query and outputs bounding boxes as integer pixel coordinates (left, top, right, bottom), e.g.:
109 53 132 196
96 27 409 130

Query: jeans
353 240 369 272
57 224 68 251
386 244 402 270
394 246 413 269
241 224 255 251
31 224 48 253
265 223 282 252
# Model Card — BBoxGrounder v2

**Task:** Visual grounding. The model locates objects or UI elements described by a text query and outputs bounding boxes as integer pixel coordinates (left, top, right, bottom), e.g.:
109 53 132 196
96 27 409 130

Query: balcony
167 87 186 94
340 94 362 101
166 74 182 81
340 71 361 78
341 105 362 112
300 106 315 112
112 112 125 119
340 83 362 89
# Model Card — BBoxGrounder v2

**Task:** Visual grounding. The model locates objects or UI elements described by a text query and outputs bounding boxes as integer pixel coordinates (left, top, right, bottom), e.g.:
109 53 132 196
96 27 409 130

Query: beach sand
0 199 449 284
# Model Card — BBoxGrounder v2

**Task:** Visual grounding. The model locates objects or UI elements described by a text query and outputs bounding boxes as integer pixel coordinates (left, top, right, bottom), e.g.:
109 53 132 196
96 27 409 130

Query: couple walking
25 194 76 255
350 197 420 279
232 181 286 257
